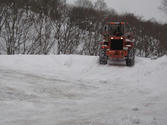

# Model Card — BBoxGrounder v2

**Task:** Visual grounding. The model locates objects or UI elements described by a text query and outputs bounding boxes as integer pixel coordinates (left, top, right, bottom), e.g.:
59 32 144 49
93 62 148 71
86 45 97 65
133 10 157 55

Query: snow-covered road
0 55 167 125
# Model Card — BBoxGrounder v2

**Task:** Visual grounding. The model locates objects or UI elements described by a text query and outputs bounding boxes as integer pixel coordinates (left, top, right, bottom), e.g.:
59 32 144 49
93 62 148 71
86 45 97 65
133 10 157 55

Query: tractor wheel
126 48 135 67
99 48 108 65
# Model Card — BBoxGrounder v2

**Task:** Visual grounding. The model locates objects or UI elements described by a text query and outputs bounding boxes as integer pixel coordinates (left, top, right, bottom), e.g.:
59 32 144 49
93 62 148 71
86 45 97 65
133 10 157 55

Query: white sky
67 0 167 23
105 0 166 23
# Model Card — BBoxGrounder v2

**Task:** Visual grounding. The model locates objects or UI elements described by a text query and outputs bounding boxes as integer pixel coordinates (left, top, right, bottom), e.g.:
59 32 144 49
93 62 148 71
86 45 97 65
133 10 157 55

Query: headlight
126 45 132 47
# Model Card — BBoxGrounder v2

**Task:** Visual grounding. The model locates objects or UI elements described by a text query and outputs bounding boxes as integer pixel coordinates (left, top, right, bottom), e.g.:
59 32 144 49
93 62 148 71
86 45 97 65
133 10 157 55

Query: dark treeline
0 0 166 57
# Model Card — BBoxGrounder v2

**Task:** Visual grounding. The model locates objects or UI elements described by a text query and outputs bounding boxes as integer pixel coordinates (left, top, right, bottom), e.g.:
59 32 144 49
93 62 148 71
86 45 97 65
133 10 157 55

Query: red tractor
99 22 136 66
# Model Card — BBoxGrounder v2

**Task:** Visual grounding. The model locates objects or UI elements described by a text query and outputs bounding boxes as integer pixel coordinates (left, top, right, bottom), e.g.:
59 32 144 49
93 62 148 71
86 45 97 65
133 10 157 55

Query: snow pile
0 55 167 125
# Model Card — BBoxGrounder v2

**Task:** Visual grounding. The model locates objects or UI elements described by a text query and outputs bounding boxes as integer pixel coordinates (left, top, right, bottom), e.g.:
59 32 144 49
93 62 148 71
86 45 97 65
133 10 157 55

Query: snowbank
0 55 167 125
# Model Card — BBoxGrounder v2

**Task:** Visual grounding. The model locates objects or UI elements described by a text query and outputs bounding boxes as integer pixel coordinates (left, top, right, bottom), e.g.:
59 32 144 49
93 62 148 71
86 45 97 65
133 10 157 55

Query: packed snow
0 55 167 125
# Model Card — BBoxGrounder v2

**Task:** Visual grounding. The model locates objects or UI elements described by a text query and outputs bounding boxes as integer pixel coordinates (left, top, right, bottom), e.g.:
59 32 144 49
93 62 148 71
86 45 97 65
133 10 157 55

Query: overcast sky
67 0 167 23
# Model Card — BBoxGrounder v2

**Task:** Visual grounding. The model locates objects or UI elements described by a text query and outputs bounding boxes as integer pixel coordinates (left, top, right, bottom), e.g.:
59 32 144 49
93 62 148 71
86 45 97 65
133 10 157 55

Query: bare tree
26 15 55 54
94 0 107 11
23 0 63 54
0 4 6 32
160 0 167 14
0 2 33 55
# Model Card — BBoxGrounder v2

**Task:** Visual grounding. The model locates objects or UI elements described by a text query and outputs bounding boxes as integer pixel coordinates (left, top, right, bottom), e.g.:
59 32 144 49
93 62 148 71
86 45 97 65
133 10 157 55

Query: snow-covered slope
0 55 167 125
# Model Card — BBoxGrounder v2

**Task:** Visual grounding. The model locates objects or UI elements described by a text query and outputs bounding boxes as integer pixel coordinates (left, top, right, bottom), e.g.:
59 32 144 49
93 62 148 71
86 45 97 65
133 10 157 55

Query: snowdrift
0 55 167 125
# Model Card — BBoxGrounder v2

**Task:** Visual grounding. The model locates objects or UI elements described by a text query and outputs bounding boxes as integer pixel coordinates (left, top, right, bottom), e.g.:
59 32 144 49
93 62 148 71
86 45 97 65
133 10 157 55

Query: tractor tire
126 48 135 67
99 48 108 65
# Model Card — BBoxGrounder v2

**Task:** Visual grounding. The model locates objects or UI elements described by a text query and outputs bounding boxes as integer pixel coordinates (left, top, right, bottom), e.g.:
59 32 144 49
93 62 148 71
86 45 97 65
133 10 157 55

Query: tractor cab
103 22 130 37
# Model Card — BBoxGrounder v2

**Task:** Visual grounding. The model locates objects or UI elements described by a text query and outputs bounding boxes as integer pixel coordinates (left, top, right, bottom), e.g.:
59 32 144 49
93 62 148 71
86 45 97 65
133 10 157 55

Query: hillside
0 0 167 56
0 55 167 125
